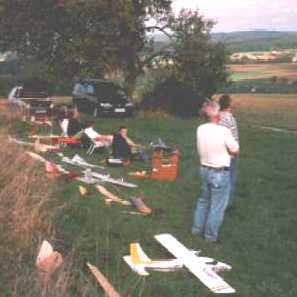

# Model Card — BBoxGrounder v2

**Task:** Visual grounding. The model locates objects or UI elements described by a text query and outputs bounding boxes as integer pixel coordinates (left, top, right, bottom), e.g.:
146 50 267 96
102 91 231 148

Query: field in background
230 63 297 82
215 93 297 129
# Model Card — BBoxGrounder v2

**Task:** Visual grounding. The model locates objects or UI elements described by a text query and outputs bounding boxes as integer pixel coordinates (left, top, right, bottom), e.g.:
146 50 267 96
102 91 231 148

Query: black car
72 80 133 117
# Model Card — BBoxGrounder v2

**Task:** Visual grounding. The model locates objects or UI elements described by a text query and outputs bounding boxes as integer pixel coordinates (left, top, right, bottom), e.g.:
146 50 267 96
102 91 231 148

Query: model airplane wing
62 154 104 169
89 171 138 188
96 185 132 206
155 234 236 294
26 151 47 163
87 263 122 297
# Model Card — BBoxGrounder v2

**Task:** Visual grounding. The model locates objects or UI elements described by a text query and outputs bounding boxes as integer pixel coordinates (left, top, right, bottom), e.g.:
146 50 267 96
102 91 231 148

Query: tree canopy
0 0 228 98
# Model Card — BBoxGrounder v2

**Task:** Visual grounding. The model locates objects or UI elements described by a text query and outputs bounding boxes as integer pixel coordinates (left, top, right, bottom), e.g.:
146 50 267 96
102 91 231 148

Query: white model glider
124 234 235 294
62 154 105 169
155 234 236 294
85 170 138 188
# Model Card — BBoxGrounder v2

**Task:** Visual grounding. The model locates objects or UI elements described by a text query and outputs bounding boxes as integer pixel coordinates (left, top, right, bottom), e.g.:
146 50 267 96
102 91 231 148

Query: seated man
67 108 83 137
84 121 113 148
112 127 147 161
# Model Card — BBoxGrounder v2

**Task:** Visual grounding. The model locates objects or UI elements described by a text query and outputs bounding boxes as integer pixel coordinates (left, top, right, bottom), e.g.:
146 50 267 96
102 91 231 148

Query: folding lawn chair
84 127 113 155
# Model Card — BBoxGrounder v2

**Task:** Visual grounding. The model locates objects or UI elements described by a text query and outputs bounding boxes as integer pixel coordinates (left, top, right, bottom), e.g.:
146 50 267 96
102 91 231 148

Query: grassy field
1 93 297 297
216 93 297 129
230 63 297 82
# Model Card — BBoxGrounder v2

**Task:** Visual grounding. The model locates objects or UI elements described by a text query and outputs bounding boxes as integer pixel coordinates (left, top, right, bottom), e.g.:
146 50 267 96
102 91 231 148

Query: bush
140 77 205 117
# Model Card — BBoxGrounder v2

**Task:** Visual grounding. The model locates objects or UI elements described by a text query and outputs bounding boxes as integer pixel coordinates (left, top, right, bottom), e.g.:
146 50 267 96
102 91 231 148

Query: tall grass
0 106 123 297
0 106 72 296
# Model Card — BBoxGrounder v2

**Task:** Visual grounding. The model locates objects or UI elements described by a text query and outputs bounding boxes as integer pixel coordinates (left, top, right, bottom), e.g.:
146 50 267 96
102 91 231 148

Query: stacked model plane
124 234 236 294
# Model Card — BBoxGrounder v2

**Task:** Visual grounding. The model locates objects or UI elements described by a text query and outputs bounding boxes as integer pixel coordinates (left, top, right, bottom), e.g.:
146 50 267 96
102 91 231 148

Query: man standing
218 94 239 208
192 101 239 242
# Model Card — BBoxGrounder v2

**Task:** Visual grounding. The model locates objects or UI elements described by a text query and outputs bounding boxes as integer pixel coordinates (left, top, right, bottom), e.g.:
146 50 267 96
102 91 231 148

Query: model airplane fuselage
123 234 236 294
123 242 188 275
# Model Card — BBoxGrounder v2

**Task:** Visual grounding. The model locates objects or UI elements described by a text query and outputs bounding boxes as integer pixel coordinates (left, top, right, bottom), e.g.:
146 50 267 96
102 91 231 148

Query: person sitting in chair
112 127 148 161
84 121 113 150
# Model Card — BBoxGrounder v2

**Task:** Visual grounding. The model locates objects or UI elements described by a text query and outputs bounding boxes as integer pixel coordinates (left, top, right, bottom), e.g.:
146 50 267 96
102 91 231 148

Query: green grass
2 100 297 296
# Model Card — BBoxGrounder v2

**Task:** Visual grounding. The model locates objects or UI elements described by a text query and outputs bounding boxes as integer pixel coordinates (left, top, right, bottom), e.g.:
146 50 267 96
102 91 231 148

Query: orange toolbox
151 149 179 181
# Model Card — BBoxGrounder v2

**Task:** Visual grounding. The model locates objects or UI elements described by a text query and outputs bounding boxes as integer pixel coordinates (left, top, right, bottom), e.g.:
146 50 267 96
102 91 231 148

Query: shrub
141 77 205 117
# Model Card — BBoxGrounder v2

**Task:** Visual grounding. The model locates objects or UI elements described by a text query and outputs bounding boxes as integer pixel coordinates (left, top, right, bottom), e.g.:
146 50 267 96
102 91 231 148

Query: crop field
230 63 297 82
1 93 297 297
215 93 297 129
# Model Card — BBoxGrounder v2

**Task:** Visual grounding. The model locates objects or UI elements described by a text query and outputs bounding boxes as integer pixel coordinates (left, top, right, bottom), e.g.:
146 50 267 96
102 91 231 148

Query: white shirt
197 123 239 168
84 127 100 139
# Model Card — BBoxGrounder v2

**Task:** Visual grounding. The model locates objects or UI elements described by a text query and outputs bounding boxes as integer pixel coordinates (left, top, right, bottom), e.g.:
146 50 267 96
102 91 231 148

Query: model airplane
29 134 60 140
124 234 236 294
96 185 131 206
62 154 105 169
150 138 172 151
85 170 138 188
123 242 190 275
9 136 60 152
87 263 122 297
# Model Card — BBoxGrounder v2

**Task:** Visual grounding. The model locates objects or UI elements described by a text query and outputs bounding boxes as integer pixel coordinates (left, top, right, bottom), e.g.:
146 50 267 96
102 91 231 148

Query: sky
172 0 297 32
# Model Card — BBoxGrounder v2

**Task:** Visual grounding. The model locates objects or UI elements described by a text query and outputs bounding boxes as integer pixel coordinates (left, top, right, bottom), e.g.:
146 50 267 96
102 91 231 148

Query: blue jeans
229 155 239 207
192 166 230 242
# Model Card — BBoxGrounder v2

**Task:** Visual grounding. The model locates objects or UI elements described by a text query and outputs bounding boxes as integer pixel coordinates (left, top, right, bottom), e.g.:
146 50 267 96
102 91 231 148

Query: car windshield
20 89 48 98
94 84 128 103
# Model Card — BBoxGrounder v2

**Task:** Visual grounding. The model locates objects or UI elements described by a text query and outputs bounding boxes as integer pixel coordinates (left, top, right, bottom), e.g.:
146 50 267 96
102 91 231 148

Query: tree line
0 0 228 113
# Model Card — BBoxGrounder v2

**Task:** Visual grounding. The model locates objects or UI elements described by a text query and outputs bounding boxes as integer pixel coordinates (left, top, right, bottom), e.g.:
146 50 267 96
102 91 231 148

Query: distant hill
152 31 297 53
212 31 297 52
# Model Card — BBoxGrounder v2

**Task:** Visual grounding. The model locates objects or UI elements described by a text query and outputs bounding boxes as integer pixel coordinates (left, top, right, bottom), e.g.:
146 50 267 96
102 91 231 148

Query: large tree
149 8 229 98
0 1 228 97
0 0 171 85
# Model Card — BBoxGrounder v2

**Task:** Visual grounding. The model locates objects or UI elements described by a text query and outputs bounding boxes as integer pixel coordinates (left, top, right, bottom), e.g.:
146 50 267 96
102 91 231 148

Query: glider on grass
62 154 105 169
86 170 138 188
124 234 236 294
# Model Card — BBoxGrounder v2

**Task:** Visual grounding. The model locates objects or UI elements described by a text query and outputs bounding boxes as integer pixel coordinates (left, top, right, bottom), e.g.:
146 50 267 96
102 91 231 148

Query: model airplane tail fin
130 243 151 264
